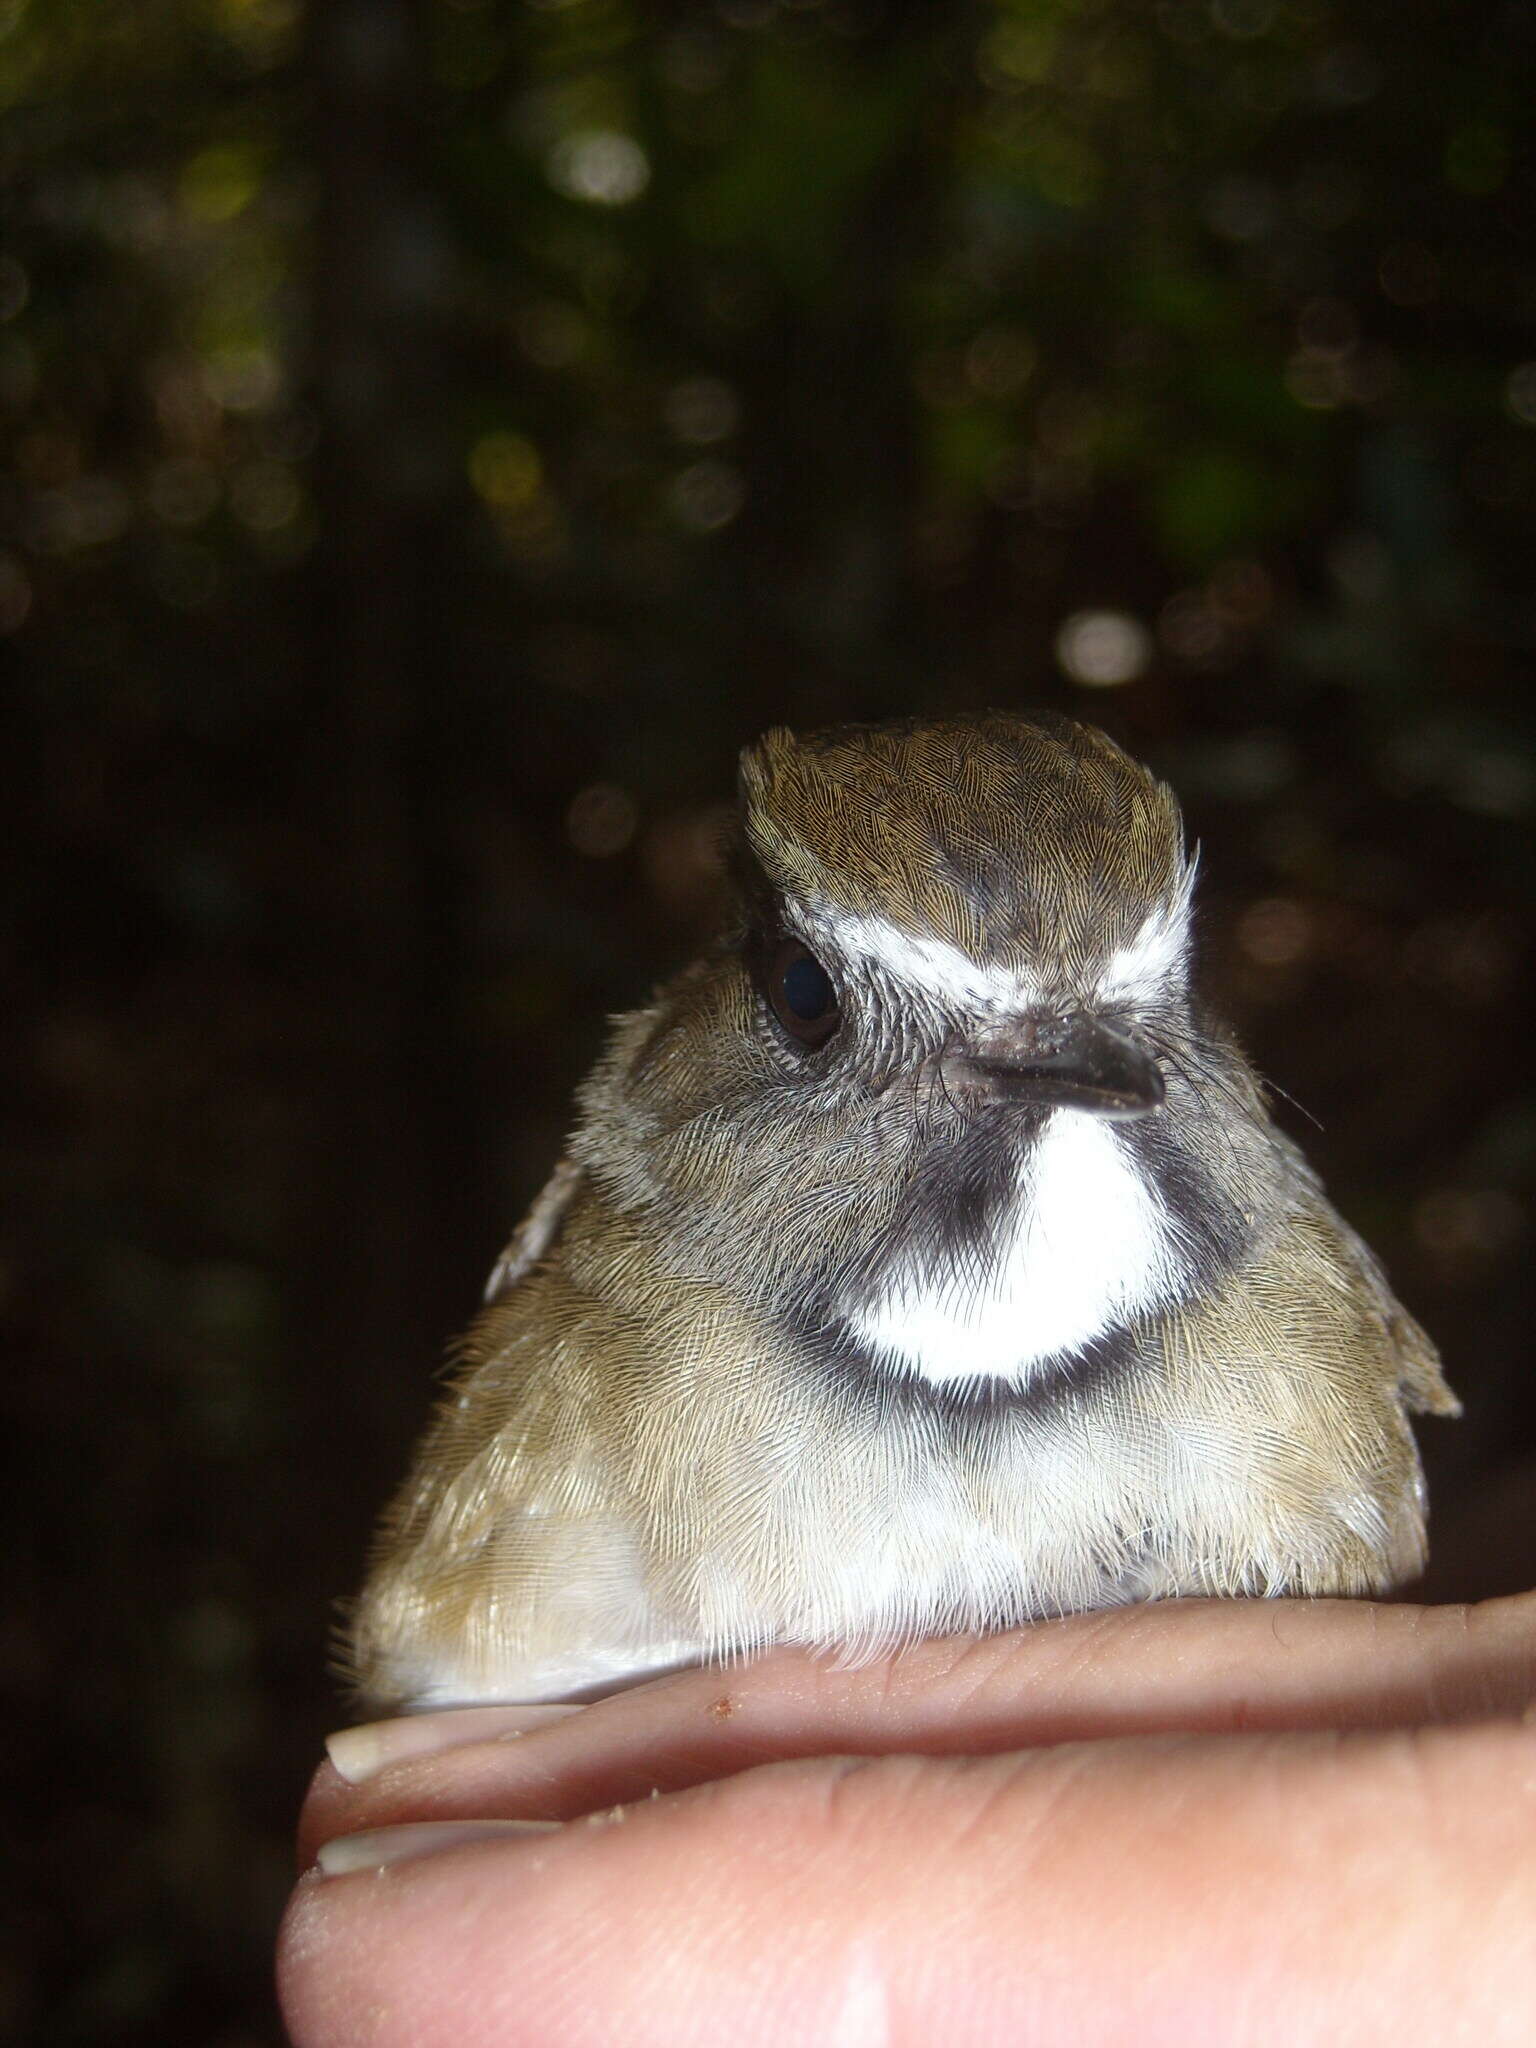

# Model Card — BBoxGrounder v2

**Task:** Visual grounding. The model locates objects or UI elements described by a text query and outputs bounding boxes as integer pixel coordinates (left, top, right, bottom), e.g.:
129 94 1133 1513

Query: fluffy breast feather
348 1158 1452 1710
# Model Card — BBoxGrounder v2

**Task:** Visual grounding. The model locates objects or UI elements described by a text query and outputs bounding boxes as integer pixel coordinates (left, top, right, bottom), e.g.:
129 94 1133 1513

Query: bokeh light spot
1237 896 1312 967
667 459 745 532
180 144 263 224
641 804 732 921
469 431 542 510
229 459 302 532
202 344 281 412
150 459 220 527
1504 362 1536 426
0 253 29 321
567 783 638 858
664 376 739 445
1205 176 1276 241
516 300 588 370
1158 590 1227 663
1414 1188 1524 1262
546 130 650 207
1055 609 1151 687
964 325 1036 398
1211 0 1275 40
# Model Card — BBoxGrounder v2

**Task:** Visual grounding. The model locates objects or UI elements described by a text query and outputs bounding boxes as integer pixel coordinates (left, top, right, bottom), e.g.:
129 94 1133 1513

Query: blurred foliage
3 0 1535 2039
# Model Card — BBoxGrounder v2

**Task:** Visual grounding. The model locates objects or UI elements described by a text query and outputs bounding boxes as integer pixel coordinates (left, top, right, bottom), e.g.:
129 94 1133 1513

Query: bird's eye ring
765 937 841 1049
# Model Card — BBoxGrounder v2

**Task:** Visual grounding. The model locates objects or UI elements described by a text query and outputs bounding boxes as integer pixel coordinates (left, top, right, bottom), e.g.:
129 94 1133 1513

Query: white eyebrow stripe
800 863 1194 1018
1096 904 1186 998
799 903 1043 1013
1096 862 1196 1002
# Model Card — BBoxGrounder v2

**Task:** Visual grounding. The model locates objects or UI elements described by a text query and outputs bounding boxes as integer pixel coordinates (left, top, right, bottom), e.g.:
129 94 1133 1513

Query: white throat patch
851 1110 1181 1386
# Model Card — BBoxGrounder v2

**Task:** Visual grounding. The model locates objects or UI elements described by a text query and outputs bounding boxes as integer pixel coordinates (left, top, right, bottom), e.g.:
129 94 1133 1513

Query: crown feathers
738 714 1188 978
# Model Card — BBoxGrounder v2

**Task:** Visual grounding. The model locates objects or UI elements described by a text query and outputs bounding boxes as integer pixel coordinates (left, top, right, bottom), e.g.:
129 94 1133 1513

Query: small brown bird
348 713 1458 1710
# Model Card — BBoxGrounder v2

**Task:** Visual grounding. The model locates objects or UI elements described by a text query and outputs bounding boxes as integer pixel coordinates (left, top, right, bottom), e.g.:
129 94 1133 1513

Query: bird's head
575 714 1263 1392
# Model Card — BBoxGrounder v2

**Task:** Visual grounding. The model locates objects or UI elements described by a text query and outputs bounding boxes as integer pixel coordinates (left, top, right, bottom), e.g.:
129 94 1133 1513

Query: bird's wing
1338 1217 1461 1417
1271 1129 1460 1419
482 1156 585 1304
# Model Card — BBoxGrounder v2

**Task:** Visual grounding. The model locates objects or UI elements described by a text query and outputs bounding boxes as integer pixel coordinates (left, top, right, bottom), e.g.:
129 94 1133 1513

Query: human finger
300 1591 1536 1857
280 1713 1536 2048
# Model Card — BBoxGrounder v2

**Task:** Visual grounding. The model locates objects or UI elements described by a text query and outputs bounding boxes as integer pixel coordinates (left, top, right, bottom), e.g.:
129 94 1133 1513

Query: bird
346 712 1459 1712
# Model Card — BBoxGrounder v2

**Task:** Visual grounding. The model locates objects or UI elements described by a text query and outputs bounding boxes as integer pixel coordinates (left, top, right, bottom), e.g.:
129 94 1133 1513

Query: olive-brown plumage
348 714 1457 1710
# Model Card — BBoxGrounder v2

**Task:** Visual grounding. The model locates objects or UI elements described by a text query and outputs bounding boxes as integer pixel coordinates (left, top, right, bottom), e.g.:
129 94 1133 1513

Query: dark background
5 1 1535 2040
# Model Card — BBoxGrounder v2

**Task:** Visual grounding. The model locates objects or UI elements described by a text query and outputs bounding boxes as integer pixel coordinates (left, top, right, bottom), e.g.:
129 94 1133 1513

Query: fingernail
316 1818 562 1877
326 1704 586 1785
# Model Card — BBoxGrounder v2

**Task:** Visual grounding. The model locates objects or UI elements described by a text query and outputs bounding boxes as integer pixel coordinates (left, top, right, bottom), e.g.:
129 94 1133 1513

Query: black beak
943 1012 1165 1121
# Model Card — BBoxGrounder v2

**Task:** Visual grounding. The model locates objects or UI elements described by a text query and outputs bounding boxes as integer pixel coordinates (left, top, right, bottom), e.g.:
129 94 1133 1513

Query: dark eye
766 938 841 1049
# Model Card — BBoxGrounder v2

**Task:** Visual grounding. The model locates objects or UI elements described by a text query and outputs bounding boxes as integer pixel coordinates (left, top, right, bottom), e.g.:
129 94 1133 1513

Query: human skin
278 1592 1536 2047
